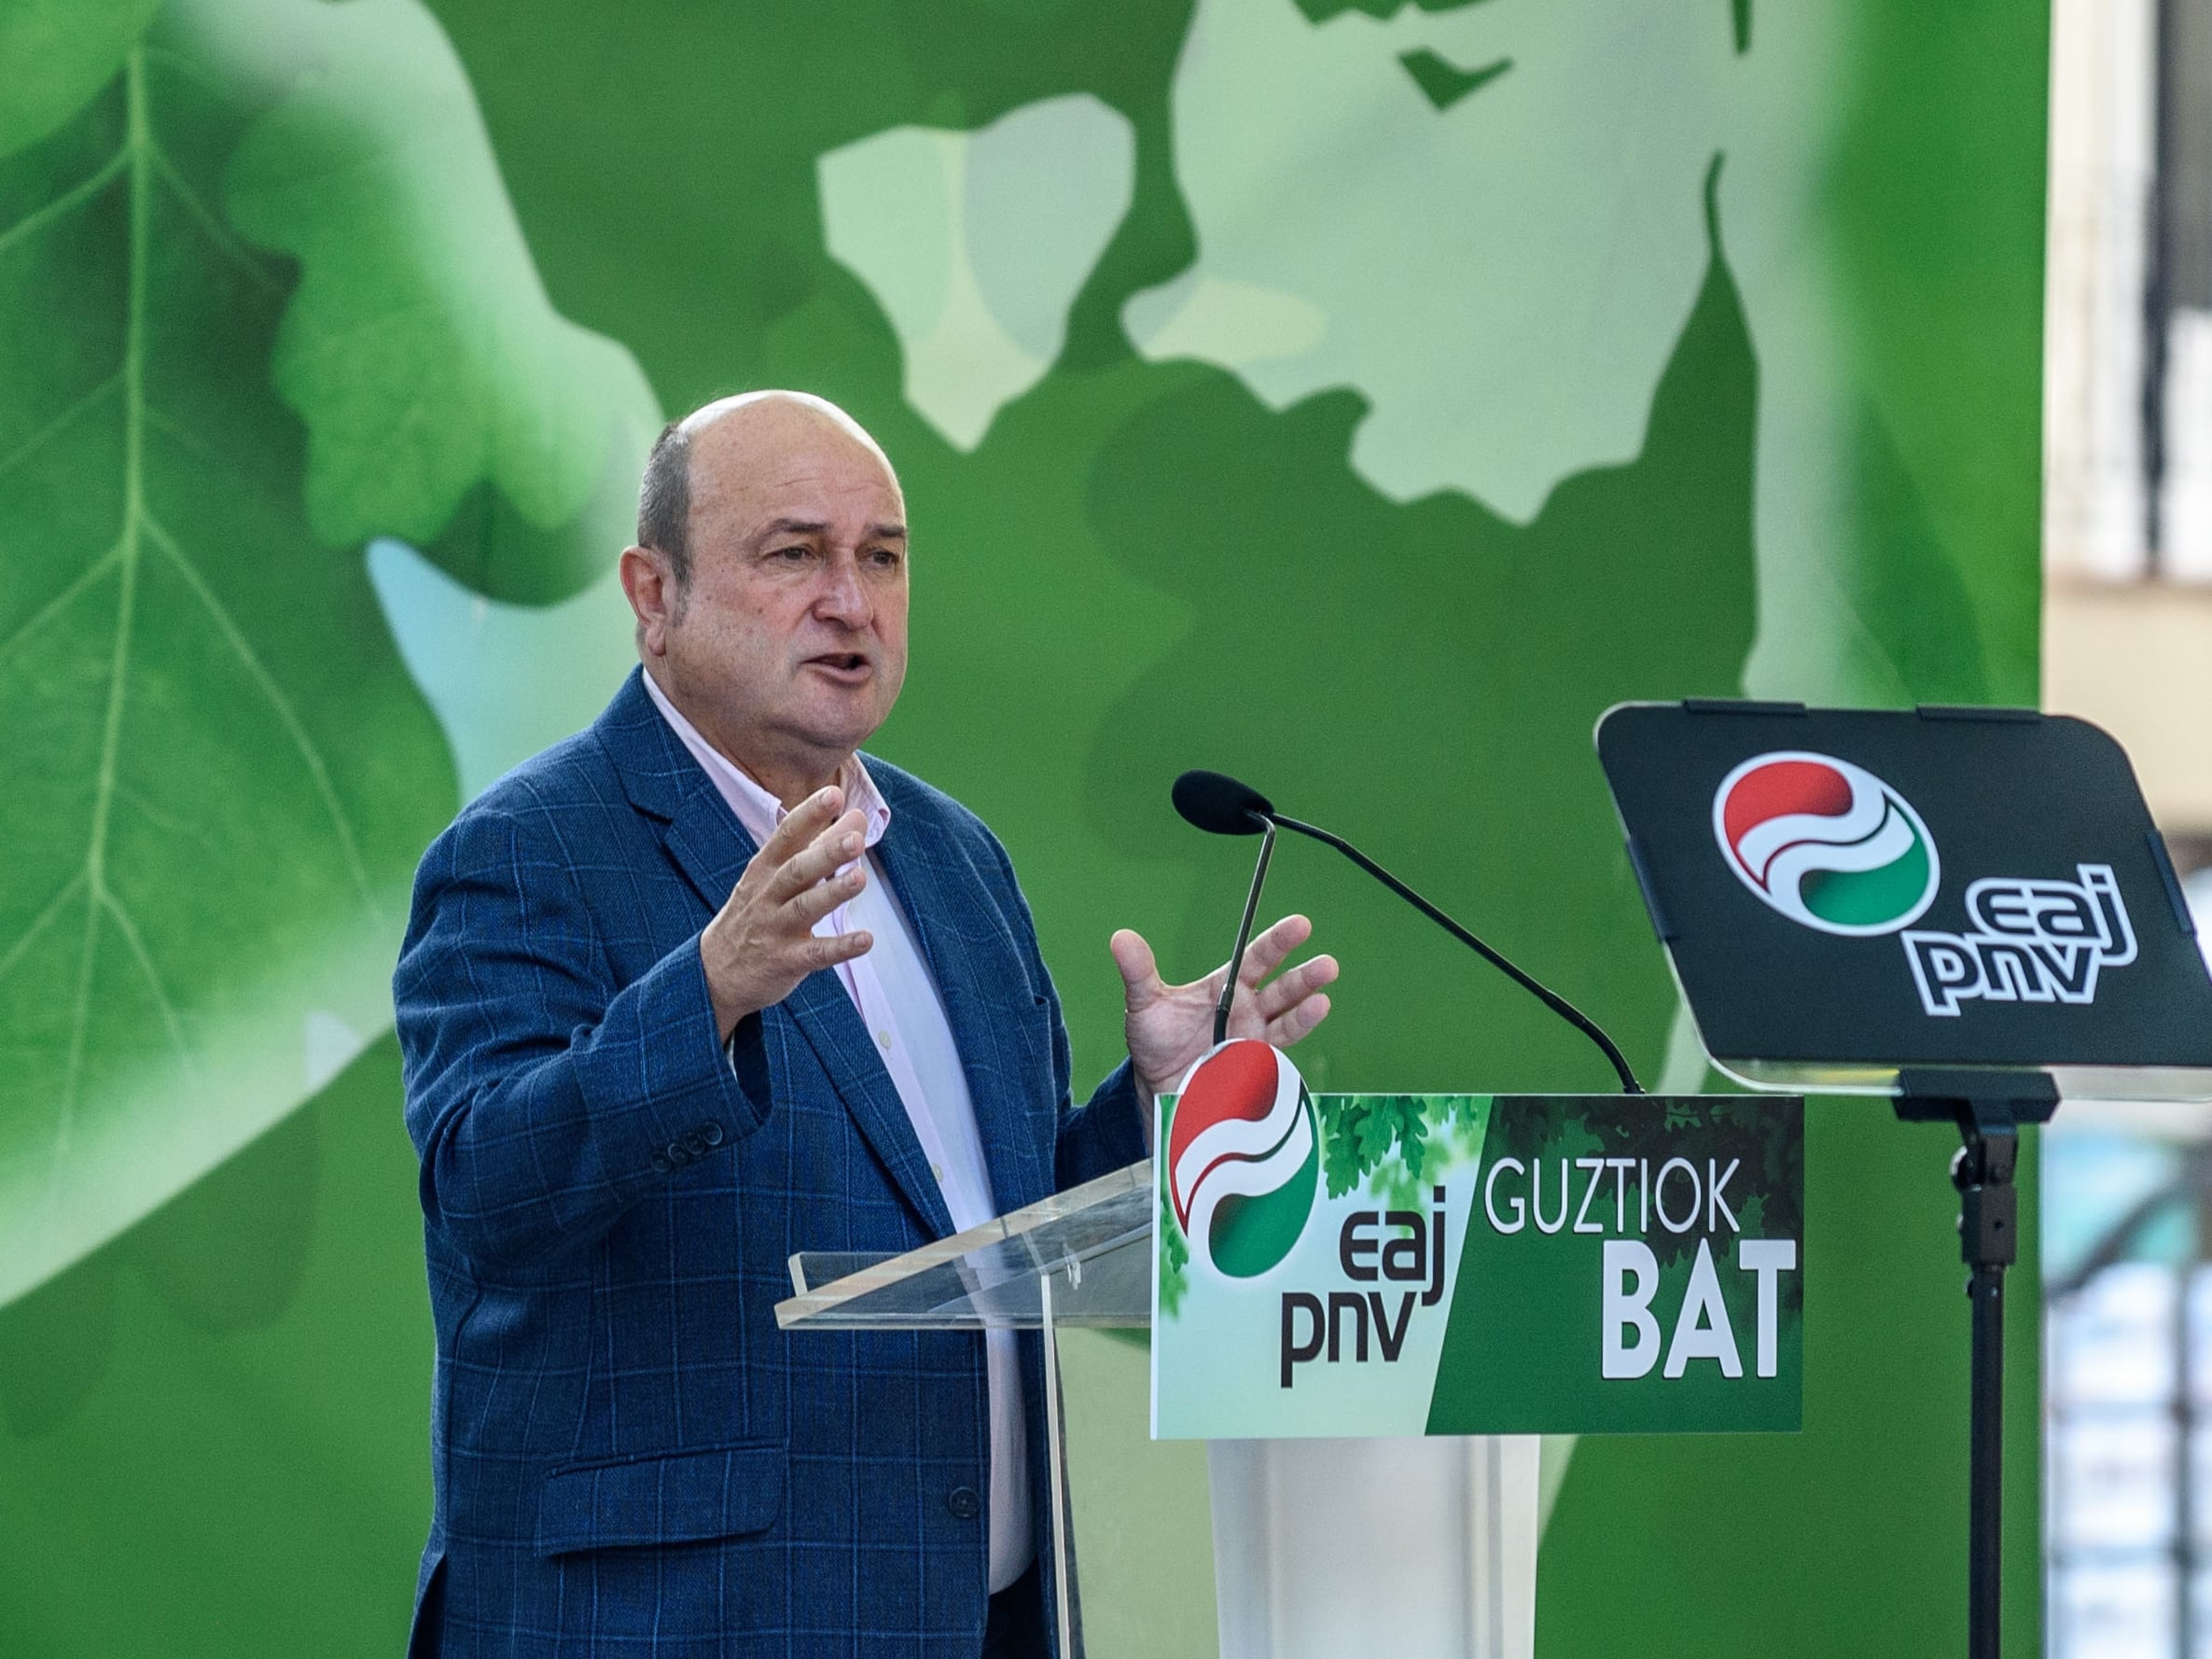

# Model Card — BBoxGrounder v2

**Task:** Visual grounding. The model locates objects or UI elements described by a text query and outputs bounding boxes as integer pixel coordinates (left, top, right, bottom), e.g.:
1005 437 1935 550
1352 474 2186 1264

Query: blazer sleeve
1050 1003 1148 1190
394 801 770 1272
977 827 1149 1188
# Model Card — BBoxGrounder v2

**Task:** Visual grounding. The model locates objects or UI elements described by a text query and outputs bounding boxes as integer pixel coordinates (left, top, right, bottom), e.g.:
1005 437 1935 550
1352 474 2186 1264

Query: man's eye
772 545 812 563
866 547 902 568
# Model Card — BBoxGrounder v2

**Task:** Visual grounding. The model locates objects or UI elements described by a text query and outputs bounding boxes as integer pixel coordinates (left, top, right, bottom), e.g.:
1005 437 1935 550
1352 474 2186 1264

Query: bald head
636 392 897 590
619 388 910 806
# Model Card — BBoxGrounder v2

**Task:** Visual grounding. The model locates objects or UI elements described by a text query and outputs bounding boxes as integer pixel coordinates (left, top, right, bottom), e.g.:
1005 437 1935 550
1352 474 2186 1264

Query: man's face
656 401 910 786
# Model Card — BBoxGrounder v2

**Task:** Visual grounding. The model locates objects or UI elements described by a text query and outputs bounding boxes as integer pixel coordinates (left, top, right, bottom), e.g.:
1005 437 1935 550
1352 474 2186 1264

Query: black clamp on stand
1895 1068 2060 1659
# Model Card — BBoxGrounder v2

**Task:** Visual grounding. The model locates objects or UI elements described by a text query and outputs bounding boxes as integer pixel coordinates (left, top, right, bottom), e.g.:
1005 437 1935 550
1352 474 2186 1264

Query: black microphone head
1173 770 1274 836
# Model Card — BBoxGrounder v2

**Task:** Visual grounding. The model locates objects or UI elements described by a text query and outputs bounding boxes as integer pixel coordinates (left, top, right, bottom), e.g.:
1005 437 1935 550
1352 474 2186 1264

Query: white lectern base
1208 1438 1538 1659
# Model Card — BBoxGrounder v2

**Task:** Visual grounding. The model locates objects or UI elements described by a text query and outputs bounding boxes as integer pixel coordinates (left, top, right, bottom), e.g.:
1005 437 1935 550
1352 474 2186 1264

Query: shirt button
875 1031 891 1051
931 1163 944 1182
947 1486 981 1521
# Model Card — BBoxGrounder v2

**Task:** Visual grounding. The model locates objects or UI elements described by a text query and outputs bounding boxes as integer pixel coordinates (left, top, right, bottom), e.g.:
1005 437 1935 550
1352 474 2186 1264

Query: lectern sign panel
1150 1043 1803 1438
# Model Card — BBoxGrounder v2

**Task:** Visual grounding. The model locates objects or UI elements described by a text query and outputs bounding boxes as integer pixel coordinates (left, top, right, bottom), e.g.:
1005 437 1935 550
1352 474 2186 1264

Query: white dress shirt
644 674 1032 1592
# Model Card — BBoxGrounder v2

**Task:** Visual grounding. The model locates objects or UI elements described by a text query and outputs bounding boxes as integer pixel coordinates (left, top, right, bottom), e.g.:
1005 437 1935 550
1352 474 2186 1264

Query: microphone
1172 773 1279 1043
1171 769 1644 1094
1172 769 1273 836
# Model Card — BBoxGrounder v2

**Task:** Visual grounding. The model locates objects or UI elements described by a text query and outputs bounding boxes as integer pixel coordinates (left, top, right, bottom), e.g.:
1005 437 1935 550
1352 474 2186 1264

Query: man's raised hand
1109 914 1339 1103
701 787 873 1039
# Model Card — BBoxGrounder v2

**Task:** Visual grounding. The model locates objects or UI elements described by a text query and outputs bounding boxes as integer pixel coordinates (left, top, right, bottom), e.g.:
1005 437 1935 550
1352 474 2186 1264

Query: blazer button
665 1142 689 1167
682 1130 708 1157
701 1122 725 1147
947 1486 981 1521
651 1154 674 1175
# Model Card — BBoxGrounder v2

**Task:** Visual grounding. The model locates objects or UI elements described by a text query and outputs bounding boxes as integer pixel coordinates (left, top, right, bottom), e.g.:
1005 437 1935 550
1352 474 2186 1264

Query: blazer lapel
660 787 750 913
599 671 954 1239
872 820 1050 1217
780 971 956 1239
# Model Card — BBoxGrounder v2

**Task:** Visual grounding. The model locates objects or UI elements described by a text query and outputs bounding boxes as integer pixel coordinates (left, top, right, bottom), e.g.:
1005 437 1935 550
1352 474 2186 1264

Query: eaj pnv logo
1167 1040 1319 1279
1712 749 2140 1017
1713 751 1941 937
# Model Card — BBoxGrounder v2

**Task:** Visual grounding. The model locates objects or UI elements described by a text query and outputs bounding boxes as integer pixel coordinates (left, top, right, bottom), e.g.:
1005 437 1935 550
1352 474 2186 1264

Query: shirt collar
642 670 892 853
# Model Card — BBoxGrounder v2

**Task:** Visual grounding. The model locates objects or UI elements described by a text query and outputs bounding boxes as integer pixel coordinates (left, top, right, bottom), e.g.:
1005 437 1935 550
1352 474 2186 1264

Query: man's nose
814 558 870 626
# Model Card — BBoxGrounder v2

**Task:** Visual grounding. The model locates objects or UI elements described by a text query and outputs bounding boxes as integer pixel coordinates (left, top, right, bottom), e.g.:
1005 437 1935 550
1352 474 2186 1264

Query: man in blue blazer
394 391 1336 1658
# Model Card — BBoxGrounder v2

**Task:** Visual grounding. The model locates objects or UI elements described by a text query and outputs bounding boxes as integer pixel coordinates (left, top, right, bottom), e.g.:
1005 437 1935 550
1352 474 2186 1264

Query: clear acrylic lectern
776 1159 1538 1659
778 1161 1151 1658
780 1159 1153 1331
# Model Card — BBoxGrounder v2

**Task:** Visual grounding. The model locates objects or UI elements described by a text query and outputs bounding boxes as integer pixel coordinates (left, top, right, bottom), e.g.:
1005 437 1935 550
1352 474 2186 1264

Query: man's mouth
805 652 871 683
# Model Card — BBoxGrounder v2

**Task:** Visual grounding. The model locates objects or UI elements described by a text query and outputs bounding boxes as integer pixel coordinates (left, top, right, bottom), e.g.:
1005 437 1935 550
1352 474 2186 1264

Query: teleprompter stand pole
1894 1067 2060 1659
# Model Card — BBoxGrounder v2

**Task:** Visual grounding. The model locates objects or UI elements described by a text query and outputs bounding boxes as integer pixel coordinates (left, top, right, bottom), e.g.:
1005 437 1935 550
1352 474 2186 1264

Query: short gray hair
635 420 693 586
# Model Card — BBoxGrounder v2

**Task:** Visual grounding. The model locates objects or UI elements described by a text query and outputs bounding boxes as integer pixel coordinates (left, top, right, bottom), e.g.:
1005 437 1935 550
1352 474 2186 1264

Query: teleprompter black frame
1595 698 2212 1659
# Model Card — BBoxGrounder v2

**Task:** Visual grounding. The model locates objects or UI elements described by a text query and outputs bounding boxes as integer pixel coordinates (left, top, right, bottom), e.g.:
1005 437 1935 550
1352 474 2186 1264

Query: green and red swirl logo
1714 751 1941 936
1167 1040 1319 1279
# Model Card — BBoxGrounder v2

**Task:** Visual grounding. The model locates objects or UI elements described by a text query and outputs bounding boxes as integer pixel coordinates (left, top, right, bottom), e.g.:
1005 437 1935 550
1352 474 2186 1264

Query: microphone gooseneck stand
1172 768 1642 1093
1265 809 1643 1095
1214 819 1276 1046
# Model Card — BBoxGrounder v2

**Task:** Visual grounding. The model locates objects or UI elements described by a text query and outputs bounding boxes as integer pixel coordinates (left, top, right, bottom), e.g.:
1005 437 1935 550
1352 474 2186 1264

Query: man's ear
619 545 675 657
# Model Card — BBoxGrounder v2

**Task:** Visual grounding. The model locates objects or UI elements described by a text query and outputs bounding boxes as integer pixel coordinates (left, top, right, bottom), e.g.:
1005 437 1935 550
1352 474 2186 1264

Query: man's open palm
1110 914 1339 1102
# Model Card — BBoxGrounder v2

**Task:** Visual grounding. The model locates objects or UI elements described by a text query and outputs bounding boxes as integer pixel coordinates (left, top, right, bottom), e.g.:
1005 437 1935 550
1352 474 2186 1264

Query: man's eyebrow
754 517 829 543
749 517 907 544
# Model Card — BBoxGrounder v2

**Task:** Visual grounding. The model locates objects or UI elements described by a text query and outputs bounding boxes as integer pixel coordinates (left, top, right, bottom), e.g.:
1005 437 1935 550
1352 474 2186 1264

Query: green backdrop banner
0 0 2045 1653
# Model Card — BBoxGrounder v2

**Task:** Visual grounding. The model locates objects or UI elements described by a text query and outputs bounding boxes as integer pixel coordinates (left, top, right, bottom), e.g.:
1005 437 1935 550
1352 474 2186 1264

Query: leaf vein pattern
114 777 218 849
147 143 283 297
141 510 377 913
0 373 123 484
143 403 242 480
0 147 127 259
104 892 195 1081
0 871 89 986
51 52 152 1206
0 544 121 677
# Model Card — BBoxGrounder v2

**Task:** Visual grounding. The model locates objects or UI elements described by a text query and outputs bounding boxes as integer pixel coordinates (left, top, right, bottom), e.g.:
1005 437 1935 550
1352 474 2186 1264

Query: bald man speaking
393 393 1335 1659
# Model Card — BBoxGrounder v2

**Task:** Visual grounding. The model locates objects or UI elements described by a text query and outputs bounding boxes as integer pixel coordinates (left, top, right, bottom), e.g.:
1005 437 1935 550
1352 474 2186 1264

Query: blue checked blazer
394 668 1145 1657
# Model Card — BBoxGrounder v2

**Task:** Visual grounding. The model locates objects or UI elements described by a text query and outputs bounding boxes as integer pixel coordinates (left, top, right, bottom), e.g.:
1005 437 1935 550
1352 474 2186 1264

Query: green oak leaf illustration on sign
1315 1094 1433 1197
0 0 658 1307
1157 1183 1189 1317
